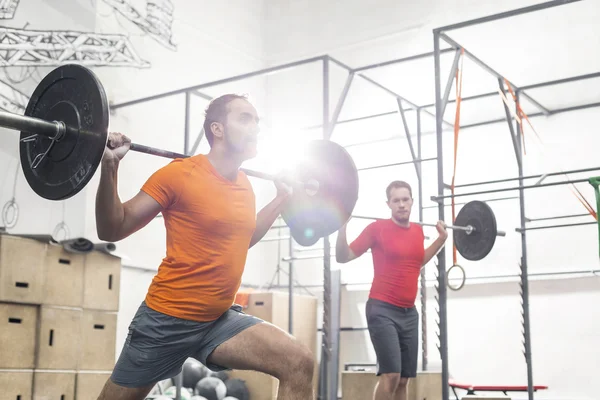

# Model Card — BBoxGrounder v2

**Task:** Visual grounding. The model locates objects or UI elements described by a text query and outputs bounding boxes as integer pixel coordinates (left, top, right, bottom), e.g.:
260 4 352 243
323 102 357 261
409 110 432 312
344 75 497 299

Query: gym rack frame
111 2 599 398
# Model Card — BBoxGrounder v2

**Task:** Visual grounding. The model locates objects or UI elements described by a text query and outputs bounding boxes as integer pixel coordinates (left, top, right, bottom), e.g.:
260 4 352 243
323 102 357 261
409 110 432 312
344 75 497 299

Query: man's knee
398 377 409 387
378 373 401 394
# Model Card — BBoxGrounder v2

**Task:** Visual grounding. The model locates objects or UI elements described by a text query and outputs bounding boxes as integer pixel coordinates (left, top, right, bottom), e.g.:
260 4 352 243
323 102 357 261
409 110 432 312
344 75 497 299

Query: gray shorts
111 301 263 388
365 298 419 377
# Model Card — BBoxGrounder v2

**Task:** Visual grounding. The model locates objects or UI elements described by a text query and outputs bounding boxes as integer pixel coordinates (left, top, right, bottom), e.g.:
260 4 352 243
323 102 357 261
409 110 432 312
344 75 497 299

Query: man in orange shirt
95 94 316 400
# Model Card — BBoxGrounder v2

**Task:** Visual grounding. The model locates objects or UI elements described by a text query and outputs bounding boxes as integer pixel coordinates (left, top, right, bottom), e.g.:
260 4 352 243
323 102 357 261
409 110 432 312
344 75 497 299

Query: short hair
203 93 249 147
386 180 413 201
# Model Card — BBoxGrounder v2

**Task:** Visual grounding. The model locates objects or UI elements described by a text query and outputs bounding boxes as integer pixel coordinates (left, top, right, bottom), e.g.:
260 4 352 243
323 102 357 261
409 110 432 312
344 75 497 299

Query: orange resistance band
451 49 465 265
502 80 597 221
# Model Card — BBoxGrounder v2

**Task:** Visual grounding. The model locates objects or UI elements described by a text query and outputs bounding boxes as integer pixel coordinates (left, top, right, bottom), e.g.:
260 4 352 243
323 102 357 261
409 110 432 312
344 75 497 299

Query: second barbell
352 200 505 261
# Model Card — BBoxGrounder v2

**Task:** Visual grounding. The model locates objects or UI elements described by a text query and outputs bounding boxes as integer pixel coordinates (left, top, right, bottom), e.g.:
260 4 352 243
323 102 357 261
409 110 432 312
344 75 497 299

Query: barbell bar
1 63 360 247
352 215 506 236
351 200 505 261
0 109 318 192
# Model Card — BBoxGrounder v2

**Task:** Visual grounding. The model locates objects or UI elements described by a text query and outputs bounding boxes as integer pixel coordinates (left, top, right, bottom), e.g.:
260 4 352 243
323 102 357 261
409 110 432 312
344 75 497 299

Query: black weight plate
453 200 497 261
281 140 359 247
19 64 109 201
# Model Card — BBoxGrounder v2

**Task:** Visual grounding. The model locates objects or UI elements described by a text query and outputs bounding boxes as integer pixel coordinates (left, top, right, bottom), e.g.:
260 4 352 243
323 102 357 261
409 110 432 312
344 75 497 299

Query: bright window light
243 126 318 176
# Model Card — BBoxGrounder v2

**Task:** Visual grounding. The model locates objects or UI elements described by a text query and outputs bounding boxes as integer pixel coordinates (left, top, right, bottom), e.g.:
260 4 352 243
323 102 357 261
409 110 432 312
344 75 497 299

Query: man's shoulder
154 157 194 174
410 222 424 232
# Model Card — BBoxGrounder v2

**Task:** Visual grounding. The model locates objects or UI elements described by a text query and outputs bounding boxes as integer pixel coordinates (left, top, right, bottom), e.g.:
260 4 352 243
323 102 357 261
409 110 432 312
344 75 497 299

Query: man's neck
206 148 242 181
391 216 410 228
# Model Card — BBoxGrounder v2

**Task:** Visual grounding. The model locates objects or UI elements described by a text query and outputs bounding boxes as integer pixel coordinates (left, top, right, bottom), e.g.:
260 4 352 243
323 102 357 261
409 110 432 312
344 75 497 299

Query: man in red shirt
336 180 447 400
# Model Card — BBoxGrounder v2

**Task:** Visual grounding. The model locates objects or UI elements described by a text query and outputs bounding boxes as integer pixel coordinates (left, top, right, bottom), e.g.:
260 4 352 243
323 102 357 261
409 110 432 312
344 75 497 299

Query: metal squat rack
110 2 600 398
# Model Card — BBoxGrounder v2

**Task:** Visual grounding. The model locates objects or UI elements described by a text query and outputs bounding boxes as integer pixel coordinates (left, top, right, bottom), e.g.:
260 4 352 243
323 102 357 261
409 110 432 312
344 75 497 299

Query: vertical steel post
417 108 428 371
173 372 182 400
319 56 332 400
288 235 294 334
184 92 191 155
589 177 600 258
515 91 534 400
498 79 520 164
330 269 342 400
433 30 450 400
396 98 420 180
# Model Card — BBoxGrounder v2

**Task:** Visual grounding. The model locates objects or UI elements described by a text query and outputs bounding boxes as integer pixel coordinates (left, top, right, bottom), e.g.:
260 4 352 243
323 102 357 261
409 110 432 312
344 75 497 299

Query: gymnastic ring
52 222 70 241
446 264 466 291
2 199 19 229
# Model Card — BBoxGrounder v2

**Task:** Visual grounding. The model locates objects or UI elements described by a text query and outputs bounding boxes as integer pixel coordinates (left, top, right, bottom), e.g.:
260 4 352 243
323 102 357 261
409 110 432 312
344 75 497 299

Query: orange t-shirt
140 154 256 322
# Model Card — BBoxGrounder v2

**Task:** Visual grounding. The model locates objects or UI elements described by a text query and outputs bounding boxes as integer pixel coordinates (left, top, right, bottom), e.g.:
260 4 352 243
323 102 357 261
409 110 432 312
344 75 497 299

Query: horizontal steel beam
432 178 590 201
526 213 593 222
433 0 582 33
458 100 600 130
352 48 455 72
453 166 600 189
516 221 596 232
112 55 326 109
440 33 551 116
422 196 519 209
357 157 437 171
326 55 354 72
520 71 600 91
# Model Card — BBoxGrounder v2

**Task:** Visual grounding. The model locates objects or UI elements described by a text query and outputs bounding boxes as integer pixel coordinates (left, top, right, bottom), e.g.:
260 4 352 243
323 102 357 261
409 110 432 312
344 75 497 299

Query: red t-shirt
349 219 425 308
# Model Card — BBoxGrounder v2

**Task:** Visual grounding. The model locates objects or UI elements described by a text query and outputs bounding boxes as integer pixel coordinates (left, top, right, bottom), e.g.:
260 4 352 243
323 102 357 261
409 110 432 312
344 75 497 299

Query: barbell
352 200 506 261
0 64 359 247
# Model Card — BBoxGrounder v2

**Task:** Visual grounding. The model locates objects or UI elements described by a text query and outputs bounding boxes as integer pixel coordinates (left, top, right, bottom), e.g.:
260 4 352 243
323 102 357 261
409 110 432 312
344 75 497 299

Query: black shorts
111 301 263 388
365 298 419 377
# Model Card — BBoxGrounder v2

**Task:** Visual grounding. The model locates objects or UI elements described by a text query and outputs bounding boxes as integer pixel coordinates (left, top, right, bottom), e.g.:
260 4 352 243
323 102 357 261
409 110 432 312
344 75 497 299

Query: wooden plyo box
0 234 46 304
229 291 320 400
35 306 82 370
341 370 443 400
82 251 121 311
0 302 38 368
78 310 118 370
33 371 76 400
42 243 85 308
0 370 33 400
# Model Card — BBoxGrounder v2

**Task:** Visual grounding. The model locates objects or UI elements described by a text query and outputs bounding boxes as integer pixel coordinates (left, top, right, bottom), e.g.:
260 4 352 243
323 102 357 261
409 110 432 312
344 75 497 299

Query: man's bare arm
422 221 448 266
95 132 162 242
335 223 358 263
96 160 163 242
249 194 289 248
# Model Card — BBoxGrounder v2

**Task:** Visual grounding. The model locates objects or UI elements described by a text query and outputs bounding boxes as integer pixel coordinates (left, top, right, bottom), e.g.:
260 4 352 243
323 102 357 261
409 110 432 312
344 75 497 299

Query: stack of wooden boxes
341 370 443 400
0 233 121 400
228 291 319 400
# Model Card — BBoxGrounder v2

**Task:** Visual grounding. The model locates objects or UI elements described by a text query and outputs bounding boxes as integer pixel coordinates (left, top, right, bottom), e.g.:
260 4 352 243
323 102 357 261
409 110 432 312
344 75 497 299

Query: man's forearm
96 160 125 241
335 225 351 263
423 236 447 266
249 195 288 248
